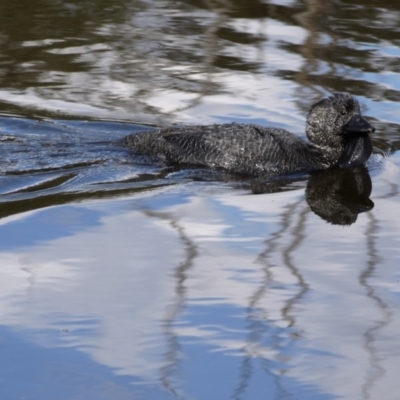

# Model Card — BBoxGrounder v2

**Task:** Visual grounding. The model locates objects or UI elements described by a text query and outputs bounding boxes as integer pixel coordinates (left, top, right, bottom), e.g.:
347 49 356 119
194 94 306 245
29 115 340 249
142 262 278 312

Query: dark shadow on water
0 175 176 220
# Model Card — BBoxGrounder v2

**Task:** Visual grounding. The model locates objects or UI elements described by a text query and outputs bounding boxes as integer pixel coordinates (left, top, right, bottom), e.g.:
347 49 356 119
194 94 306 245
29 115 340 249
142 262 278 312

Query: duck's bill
342 115 375 134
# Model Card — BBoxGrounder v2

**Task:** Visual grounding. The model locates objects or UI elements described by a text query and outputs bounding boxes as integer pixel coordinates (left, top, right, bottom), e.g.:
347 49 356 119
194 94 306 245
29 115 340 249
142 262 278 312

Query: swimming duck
118 93 375 176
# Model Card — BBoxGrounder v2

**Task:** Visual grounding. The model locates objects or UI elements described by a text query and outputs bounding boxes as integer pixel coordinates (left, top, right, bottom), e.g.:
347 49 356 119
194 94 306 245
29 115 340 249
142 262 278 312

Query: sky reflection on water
0 0 400 399
1 169 400 399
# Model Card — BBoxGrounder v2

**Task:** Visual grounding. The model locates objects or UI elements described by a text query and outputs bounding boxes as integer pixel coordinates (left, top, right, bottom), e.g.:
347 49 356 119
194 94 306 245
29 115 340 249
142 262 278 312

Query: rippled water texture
1 1 400 399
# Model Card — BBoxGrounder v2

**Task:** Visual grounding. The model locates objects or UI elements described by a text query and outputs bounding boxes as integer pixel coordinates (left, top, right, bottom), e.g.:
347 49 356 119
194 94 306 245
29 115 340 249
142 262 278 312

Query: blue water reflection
0 0 400 399
0 327 170 400
0 206 102 251
0 176 399 399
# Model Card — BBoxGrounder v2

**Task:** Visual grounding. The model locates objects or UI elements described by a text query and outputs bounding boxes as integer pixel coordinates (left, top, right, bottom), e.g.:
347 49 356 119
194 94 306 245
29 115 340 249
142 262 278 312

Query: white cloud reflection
0 164 399 399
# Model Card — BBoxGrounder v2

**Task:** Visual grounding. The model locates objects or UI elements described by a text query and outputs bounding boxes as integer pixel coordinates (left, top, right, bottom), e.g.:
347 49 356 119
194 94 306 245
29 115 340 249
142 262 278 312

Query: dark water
1 1 400 399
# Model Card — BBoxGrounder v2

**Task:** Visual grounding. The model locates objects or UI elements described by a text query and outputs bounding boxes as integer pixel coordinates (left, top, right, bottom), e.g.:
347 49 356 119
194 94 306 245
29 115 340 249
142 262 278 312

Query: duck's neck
307 143 343 170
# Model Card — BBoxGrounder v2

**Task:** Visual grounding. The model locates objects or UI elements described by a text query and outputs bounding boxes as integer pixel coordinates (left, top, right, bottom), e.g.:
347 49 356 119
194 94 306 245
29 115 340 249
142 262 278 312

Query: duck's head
306 93 375 168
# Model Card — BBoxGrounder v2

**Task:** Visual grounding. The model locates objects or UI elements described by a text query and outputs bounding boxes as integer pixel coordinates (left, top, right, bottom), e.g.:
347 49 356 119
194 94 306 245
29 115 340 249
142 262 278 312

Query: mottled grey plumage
118 93 375 176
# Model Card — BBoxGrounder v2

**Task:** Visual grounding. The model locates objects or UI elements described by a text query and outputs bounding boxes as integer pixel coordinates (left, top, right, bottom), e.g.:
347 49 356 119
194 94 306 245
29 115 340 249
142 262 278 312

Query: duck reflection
305 166 374 225
248 165 374 226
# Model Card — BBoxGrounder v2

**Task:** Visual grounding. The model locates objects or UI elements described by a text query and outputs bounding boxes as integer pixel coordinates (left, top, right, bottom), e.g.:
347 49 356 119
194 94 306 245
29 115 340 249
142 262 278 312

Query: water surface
1 1 400 399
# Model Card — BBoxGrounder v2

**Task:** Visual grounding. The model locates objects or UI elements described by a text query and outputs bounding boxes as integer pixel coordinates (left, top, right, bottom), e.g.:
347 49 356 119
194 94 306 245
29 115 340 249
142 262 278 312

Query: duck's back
119 123 315 176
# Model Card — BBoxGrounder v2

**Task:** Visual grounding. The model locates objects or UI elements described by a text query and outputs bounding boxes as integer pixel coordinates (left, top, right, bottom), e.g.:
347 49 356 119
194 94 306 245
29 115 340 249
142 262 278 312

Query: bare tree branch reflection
145 209 198 399
280 205 310 328
161 0 232 118
231 197 306 400
360 212 392 399
231 240 289 399
293 0 335 105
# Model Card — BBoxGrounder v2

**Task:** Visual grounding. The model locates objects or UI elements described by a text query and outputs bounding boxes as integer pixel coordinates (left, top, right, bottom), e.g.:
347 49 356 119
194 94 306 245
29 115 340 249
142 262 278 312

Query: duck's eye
344 101 354 113
340 101 354 116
